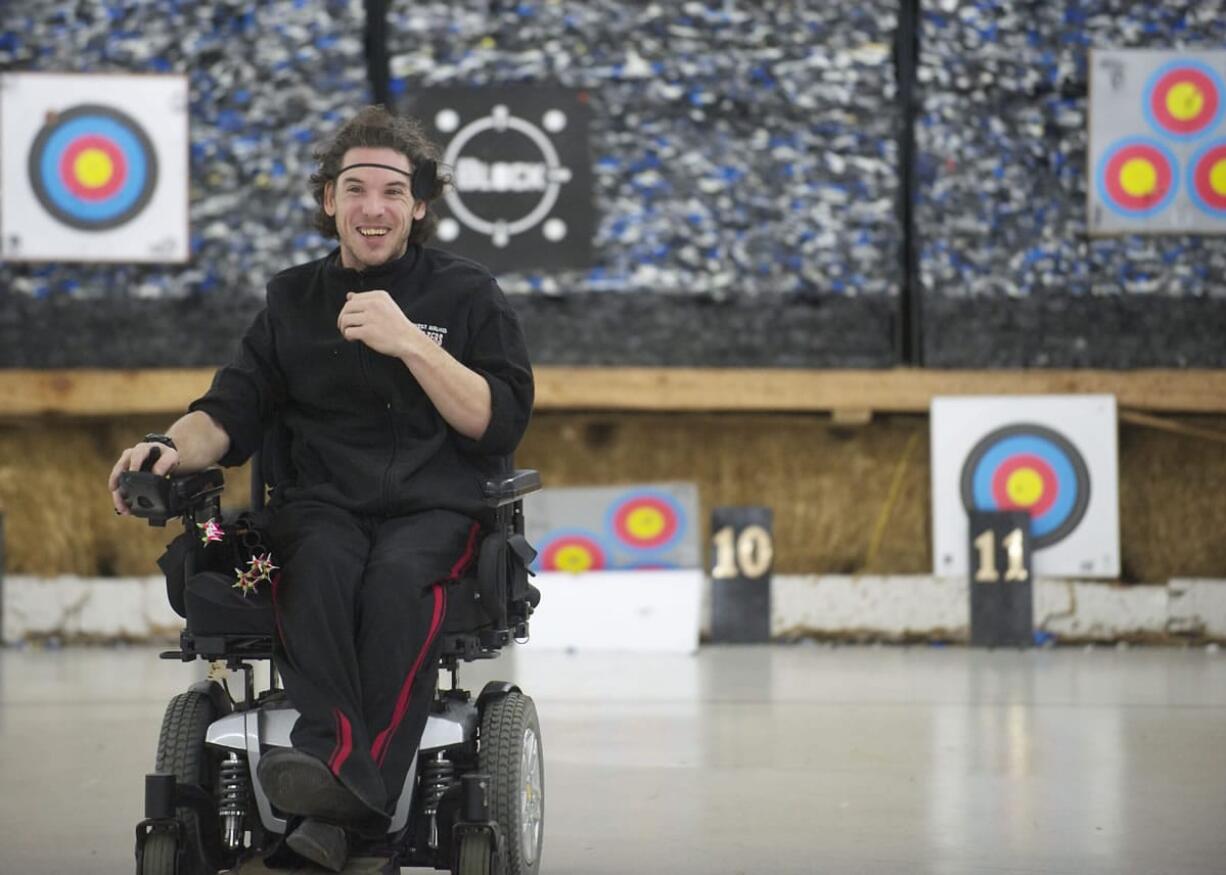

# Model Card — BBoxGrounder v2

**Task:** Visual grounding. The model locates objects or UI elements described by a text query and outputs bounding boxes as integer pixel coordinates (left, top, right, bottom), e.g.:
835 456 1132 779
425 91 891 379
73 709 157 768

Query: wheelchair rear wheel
154 690 221 875
479 692 544 875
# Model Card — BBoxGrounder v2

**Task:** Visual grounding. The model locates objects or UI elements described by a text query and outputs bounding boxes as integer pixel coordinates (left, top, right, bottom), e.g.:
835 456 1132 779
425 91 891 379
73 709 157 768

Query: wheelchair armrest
117 468 225 527
482 469 541 508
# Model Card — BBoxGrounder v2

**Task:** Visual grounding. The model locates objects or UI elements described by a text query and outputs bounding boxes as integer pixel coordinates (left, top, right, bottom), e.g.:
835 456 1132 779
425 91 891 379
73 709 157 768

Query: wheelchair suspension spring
217 752 249 851
421 752 455 848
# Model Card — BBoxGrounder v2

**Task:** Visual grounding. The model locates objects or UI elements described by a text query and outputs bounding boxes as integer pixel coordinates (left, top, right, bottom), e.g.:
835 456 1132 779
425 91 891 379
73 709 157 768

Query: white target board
931 395 1119 579
0 72 189 262
1089 49 1226 234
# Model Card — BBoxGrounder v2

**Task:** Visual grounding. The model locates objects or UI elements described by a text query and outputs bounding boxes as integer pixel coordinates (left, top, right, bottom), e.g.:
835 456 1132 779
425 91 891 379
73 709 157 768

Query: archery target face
607 489 686 552
1089 50 1226 234
0 72 188 262
931 395 1119 578
537 530 608 573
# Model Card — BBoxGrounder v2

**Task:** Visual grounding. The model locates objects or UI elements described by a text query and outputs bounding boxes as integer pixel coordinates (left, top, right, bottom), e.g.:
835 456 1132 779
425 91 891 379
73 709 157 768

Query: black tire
139 831 178 875
154 690 219 875
479 692 544 875
454 831 493 875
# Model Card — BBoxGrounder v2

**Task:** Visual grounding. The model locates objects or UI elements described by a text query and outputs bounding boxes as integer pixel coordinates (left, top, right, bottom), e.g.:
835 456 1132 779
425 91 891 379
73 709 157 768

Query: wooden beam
0 367 1223 416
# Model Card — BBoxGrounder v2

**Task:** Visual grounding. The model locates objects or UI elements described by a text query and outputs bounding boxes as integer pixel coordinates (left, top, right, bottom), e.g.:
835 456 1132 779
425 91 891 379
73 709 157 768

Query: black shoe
257 748 375 823
286 818 348 872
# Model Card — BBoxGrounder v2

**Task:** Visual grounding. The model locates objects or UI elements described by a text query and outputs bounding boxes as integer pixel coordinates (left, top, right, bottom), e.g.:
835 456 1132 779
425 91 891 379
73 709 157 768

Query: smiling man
107 106 533 871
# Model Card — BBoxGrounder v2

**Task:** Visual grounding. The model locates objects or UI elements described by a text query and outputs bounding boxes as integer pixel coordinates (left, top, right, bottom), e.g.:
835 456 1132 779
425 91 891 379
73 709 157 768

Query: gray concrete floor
2 643 1225 874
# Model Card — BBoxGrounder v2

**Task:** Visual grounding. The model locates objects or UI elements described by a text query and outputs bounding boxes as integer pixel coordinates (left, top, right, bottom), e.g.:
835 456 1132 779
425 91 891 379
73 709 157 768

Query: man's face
324 146 427 271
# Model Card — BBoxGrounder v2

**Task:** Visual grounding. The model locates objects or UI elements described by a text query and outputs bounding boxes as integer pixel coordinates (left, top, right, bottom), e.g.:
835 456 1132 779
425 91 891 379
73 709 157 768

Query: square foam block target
931 395 1119 579
0 72 189 263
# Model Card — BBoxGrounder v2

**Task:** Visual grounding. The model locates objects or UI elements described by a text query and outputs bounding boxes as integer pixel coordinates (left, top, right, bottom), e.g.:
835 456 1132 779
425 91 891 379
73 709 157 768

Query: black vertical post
364 0 391 107
895 0 922 365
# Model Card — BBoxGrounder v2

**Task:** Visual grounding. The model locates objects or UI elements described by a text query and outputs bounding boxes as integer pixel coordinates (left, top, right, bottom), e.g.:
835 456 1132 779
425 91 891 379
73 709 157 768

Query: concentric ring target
1187 141 1226 217
27 104 158 230
606 489 686 552
537 530 607 573
959 425 1091 548
1095 138 1178 217
1144 60 1225 140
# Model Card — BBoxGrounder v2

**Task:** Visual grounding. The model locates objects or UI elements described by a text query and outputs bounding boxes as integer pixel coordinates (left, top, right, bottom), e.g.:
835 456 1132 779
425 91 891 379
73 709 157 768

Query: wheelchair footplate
231 855 398 874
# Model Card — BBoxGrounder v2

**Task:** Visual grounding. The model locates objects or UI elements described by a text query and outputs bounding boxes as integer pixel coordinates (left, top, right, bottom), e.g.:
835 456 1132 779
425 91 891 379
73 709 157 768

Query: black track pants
266 500 480 826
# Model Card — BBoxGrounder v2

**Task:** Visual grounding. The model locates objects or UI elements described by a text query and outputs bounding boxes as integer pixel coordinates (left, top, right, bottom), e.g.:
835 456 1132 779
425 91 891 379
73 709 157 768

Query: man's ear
412 199 427 221
323 181 336 217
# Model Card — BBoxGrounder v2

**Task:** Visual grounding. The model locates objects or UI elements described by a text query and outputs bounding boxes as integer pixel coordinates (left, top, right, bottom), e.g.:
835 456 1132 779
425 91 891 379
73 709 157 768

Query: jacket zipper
357 342 397 512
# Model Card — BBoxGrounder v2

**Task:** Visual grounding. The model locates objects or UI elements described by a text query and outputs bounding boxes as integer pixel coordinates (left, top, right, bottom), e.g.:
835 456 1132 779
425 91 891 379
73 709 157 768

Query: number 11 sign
968 510 1034 647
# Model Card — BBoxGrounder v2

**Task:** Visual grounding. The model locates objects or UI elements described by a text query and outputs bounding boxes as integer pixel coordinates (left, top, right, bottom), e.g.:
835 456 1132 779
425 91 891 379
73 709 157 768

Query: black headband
338 162 412 178
337 159 438 200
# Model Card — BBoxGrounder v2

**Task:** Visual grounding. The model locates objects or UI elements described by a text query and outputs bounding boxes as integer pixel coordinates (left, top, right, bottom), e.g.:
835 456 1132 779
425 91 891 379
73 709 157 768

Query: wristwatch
143 433 177 451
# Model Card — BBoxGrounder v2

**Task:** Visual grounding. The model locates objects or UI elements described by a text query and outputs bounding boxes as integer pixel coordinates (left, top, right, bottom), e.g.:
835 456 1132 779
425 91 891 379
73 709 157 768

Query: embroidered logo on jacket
415 323 448 347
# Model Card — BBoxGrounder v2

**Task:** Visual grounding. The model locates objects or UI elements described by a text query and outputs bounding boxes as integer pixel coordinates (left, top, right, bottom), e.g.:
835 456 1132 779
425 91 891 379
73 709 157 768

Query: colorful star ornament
234 553 278 597
197 517 225 546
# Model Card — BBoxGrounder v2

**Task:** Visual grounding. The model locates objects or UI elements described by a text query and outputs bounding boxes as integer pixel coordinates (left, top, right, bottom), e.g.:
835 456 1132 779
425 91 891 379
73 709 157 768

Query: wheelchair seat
132 465 541 666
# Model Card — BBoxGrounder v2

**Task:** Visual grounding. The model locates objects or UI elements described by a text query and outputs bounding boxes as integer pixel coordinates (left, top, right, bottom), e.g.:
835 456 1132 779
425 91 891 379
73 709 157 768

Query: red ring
991 454 1058 518
541 536 605 572
59 135 127 201
1103 144 1172 211
1193 144 1226 211
1150 67 1220 136
612 497 678 549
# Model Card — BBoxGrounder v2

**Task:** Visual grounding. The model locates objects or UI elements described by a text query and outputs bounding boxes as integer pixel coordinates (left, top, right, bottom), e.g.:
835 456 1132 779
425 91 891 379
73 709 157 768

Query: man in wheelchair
108 106 539 874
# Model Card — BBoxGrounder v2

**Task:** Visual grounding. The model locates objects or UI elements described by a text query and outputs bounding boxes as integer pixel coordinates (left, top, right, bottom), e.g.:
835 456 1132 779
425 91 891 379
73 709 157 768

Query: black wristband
143 433 177 451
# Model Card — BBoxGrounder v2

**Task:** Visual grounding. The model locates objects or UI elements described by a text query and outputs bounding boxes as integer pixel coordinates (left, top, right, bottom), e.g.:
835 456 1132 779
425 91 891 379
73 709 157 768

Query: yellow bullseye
1005 469 1045 507
1210 159 1226 197
73 148 114 189
1119 158 1157 197
625 506 666 539
553 544 594 573
1166 81 1205 122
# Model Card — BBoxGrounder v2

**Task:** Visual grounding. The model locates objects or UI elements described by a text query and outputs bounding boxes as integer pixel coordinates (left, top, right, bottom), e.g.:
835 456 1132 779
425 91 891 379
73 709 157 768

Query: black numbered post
710 507 774 643
968 510 1034 648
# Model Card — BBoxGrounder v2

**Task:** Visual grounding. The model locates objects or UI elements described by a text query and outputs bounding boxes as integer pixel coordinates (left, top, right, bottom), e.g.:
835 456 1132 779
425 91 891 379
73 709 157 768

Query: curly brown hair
309 105 450 245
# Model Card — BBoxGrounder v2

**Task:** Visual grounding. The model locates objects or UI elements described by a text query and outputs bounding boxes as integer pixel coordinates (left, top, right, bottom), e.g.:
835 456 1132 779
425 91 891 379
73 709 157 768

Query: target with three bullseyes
526 483 699 574
931 396 1119 579
1089 50 1226 234
0 72 188 262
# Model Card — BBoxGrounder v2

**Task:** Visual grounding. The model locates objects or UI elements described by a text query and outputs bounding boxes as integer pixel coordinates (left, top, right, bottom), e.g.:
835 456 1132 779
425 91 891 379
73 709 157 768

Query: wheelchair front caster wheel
454 832 493 875
139 832 179 875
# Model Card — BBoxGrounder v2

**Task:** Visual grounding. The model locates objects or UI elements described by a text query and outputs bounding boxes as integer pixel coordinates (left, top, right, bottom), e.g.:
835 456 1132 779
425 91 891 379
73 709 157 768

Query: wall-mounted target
959 424 1091 549
606 489 687 553
1188 140 1226 218
27 104 158 231
1095 137 1178 218
536 529 608 573
1143 60 1224 140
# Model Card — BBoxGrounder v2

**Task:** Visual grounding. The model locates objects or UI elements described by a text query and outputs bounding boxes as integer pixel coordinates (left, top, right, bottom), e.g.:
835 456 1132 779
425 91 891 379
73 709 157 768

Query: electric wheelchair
120 441 543 875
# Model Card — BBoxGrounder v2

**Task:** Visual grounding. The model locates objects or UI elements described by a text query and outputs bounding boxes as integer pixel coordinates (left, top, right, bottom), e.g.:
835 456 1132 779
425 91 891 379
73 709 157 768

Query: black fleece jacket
189 245 533 520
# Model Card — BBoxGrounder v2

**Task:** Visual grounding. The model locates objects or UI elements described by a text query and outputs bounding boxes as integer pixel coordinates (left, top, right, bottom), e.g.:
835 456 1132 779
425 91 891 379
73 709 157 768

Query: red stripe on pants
328 707 354 775
369 584 447 767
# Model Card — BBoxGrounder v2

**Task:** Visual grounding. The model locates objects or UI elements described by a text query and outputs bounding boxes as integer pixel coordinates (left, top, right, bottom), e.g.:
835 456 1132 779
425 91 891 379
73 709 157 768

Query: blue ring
533 528 612 573
1094 137 1179 218
603 488 688 553
1186 140 1226 218
1142 59 1226 142
969 435 1077 538
38 115 149 222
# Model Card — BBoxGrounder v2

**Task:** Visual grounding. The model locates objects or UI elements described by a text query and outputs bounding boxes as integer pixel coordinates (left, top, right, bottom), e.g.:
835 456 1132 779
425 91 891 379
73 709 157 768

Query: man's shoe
256 748 375 823
286 818 348 873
